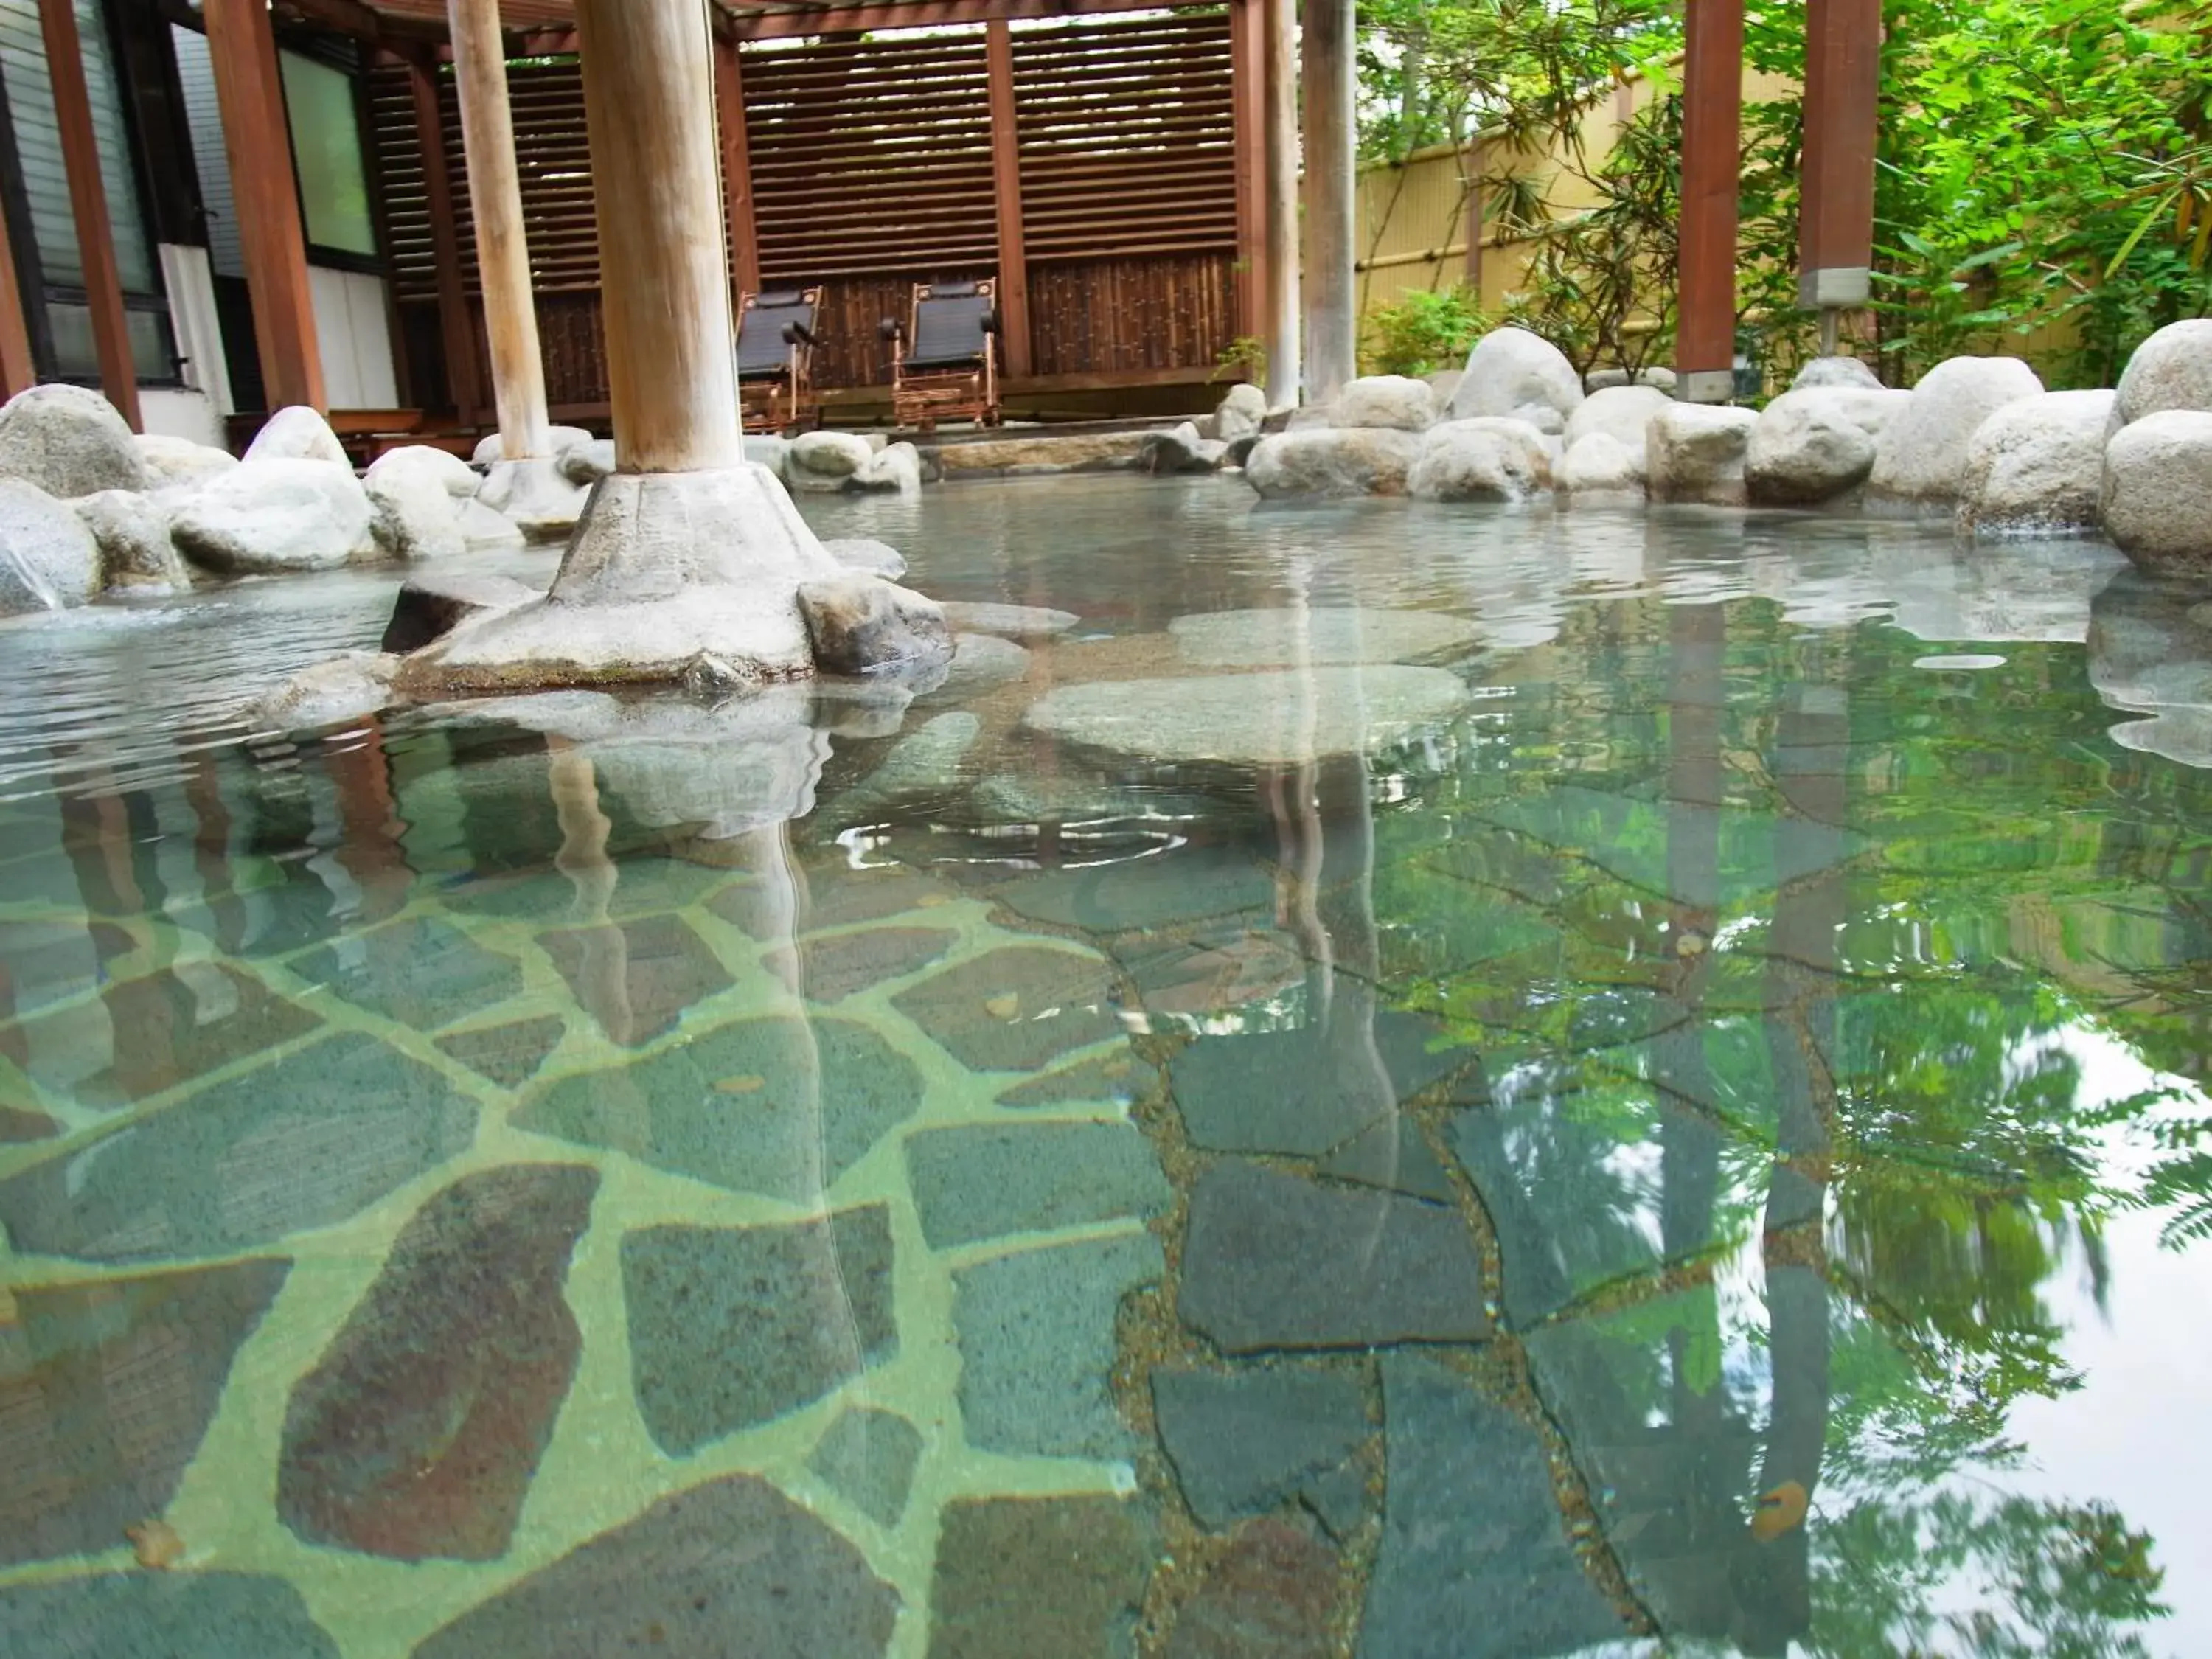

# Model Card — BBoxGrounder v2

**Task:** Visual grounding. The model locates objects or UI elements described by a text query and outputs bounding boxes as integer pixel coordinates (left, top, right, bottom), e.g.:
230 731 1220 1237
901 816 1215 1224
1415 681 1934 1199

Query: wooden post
712 35 762 300
1299 0 1355 403
1798 0 1878 348
571 0 742 473
1228 0 1265 349
204 0 324 411
409 54 485 423
1262 0 1298 406
0 167 38 398
36 0 139 428
984 21 1032 379
447 0 550 459
1677 0 1743 403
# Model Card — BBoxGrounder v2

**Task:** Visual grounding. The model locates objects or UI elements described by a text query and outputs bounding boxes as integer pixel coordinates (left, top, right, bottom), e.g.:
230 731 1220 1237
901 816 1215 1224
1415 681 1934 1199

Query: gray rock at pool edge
1359 1353 1631 1658
2102 409 2212 579
365 445 479 561
1448 327 1585 431
2113 317 2212 430
1957 389 2114 537
0 479 102 614
1245 428 1423 498
1178 1161 1489 1352
825 536 908 580
1866 354 2044 508
787 429 876 491
1407 417 1551 501
1791 355 1883 392
171 458 376 574
74 488 190 590
244 404 349 465
556 437 616 485
136 432 238 489
799 574 953 674
1744 386 1905 506
383 571 540 653
855 440 924 493
0 383 148 495
1140 421 1228 474
1558 431 1645 500
1211 381 1268 442
1647 403 1759 505
1331 375 1437 433
938 600 1079 639
1562 384 1672 471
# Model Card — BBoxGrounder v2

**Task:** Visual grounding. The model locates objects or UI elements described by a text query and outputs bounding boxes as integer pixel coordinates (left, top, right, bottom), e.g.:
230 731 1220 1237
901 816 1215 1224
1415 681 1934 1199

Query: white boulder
1557 431 1645 500
0 479 101 614
1211 382 1267 442
1745 387 1906 506
476 456 588 541
557 438 616 486
366 445 480 560
73 489 189 591
1138 422 1225 475
244 405 349 466
1585 365 1677 394
1330 375 1436 432
2101 410 2212 579
825 537 908 579
1866 355 2045 508
471 425 593 466
135 433 237 490
2114 319 2212 431
1791 356 1884 392
855 440 925 493
1562 386 1672 474
1449 327 1585 431
170 459 375 574
1406 417 1552 501
1245 428 1424 498
1957 389 2115 537
1646 404 1760 505
785 429 876 491
0 383 147 497
253 652 400 730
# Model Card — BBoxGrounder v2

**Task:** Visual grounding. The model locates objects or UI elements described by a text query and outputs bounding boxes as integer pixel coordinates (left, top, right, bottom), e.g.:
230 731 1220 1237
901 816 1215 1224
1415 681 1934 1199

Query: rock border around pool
1127 321 2212 582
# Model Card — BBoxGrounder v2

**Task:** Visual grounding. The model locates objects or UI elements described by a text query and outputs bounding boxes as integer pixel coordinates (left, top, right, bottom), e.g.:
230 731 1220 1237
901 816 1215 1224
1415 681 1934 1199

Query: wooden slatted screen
367 9 1239 411
1009 10 1236 263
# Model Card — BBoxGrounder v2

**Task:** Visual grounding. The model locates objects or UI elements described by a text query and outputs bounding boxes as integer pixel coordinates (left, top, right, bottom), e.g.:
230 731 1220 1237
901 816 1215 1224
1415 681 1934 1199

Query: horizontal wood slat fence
367 7 1241 419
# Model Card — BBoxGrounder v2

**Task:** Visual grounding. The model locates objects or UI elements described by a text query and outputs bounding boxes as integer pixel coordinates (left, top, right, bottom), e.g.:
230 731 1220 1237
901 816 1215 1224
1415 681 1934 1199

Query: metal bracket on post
1680 369 1736 405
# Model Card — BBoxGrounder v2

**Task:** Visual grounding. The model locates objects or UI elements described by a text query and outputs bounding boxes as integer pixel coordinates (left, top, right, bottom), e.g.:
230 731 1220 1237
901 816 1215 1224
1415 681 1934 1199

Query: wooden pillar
712 35 762 299
1262 0 1298 406
204 0 323 411
0 164 38 397
572 0 742 473
409 54 485 423
984 22 1032 380
1228 0 1265 349
447 0 550 459
1798 0 1878 347
1677 0 1743 403
36 0 138 428
1299 0 1355 403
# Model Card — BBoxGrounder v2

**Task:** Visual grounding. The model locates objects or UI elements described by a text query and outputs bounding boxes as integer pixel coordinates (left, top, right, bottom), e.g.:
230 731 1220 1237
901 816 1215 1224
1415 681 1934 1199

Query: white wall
140 388 225 448
310 265 400 410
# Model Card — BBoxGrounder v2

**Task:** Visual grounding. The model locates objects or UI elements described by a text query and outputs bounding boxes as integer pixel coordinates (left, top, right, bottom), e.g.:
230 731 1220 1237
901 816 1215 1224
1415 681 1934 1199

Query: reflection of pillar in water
1736 655 1846 1653
324 720 413 916
548 741 631 1045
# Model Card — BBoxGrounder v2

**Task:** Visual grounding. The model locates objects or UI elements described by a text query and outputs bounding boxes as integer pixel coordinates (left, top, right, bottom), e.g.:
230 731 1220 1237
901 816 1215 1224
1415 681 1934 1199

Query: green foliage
1362 284 1491 376
1360 0 2212 388
1212 335 1267 386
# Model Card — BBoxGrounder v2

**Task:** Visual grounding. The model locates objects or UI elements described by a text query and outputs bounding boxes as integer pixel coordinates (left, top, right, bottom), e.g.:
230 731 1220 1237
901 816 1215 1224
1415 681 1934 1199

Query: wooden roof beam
718 0 1218 41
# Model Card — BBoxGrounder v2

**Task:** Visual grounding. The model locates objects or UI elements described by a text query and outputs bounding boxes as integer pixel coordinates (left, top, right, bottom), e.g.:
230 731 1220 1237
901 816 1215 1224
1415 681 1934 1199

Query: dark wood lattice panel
1027 251 1236 377
1010 10 1236 263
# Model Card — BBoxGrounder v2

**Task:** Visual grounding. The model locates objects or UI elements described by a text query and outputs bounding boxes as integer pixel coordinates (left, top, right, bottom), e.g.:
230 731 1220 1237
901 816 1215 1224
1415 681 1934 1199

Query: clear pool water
1 473 2208 1658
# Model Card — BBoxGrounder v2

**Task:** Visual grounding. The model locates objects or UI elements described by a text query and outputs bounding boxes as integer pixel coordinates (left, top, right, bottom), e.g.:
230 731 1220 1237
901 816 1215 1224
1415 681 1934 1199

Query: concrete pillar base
1680 369 1737 405
399 463 841 695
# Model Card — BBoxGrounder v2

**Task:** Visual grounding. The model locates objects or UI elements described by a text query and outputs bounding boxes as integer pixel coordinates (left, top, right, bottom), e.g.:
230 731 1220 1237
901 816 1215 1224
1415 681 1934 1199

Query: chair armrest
782 321 815 347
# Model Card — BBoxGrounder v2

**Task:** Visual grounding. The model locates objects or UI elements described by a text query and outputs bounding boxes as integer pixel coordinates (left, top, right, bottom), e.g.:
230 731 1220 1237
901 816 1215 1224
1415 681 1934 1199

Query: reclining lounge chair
882 279 1001 431
737 288 822 435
